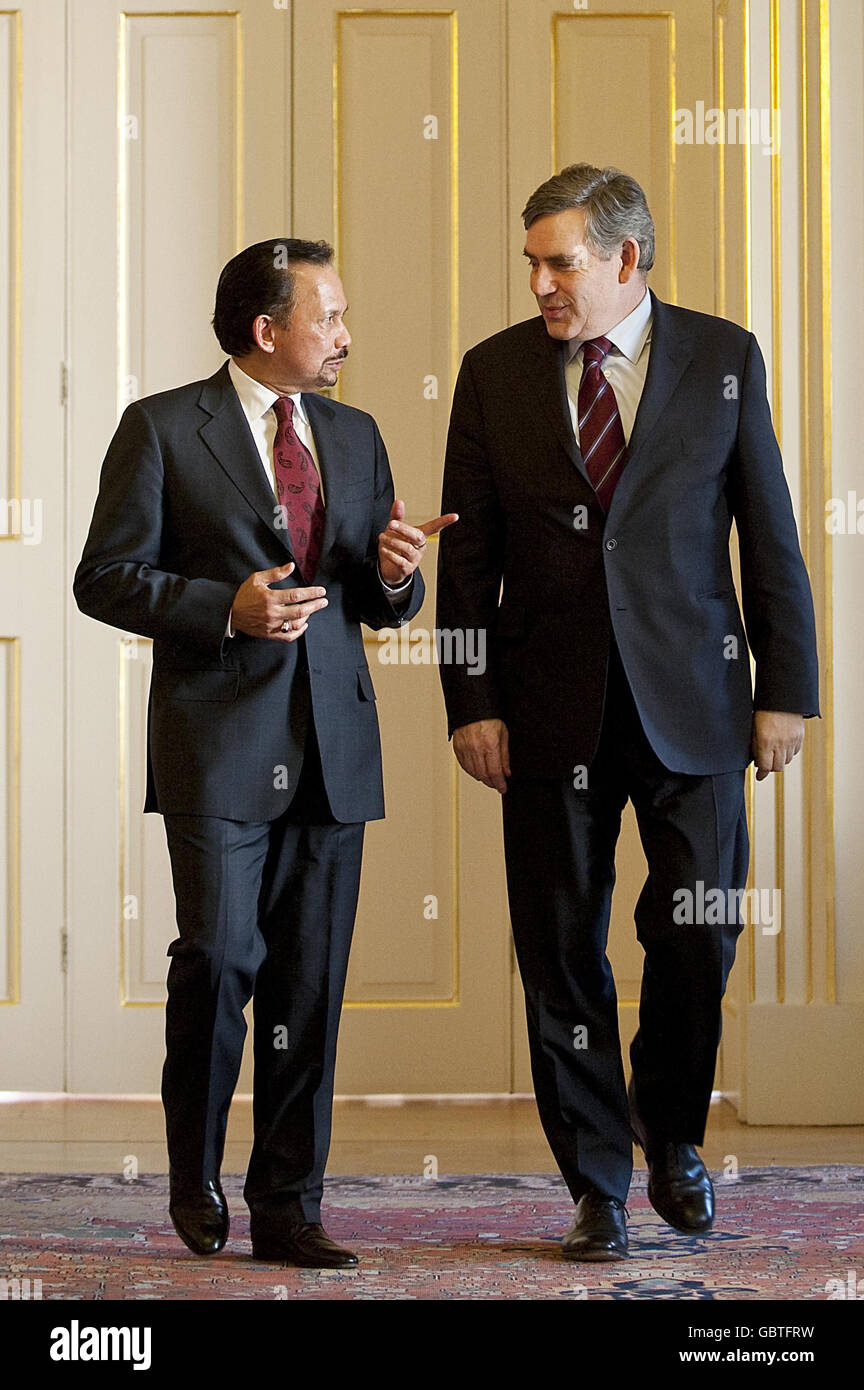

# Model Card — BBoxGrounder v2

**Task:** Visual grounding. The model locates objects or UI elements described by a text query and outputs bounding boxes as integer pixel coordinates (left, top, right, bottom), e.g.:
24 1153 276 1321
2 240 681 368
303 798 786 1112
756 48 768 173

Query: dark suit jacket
436 291 819 777
74 362 424 821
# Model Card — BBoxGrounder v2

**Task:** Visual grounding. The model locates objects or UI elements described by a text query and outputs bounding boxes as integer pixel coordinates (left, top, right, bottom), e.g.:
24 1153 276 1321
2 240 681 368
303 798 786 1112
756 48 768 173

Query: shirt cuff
378 561 413 595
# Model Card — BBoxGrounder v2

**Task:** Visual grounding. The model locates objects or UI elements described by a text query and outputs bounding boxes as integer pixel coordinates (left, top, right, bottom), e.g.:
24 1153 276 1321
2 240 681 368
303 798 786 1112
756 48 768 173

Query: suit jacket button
605 538 617 550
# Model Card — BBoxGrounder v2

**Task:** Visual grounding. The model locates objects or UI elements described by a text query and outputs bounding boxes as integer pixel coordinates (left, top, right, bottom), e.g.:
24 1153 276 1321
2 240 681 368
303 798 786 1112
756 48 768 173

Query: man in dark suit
437 165 819 1261
75 238 452 1266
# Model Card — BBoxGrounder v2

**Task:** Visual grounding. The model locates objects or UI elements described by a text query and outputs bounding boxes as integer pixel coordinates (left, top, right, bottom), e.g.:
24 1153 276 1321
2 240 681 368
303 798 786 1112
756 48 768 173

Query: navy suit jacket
436 292 819 776
74 362 424 821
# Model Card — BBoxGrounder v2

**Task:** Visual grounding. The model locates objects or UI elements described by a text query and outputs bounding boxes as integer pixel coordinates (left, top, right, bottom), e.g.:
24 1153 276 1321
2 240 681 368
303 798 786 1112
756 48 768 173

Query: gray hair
522 163 654 273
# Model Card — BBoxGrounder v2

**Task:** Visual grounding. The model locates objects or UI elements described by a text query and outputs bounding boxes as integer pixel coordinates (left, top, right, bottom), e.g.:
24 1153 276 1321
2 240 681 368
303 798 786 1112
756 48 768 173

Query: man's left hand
751 710 805 780
378 499 458 586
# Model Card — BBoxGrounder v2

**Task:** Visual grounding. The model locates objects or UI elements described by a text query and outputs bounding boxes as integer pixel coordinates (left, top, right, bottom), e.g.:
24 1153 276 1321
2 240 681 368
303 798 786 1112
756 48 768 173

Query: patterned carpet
1 1167 862 1300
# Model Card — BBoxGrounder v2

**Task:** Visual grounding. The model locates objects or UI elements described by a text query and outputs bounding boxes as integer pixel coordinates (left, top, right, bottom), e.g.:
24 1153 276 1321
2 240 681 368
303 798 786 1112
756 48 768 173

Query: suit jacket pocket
680 430 736 455
696 586 736 600
160 669 240 702
357 666 377 701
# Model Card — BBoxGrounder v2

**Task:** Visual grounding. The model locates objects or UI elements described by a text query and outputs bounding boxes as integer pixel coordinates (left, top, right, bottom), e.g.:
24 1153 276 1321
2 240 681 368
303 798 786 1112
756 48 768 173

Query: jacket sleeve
436 350 506 735
73 402 238 651
729 333 820 716
356 417 425 630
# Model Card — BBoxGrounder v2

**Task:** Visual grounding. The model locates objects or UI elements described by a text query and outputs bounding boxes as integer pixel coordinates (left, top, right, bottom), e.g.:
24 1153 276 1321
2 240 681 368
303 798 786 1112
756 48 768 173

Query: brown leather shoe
561 1190 629 1262
251 1221 359 1268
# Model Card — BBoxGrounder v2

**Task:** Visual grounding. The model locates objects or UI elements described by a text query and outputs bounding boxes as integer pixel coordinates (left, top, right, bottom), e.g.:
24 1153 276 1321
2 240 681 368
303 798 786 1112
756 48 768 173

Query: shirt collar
568 286 653 364
228 358 308 424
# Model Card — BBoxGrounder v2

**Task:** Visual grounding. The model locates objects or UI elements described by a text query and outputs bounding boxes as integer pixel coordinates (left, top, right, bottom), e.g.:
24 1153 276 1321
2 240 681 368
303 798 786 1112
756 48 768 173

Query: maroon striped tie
577 336 627 511
272 396 326 580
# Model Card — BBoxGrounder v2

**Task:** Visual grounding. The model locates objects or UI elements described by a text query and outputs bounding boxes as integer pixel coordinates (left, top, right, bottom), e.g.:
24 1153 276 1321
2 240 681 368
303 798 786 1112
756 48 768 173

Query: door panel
294 1 513 1091
68 0 513 1095
0 1 66 1089
67 0 289 1091
506 0 719 1090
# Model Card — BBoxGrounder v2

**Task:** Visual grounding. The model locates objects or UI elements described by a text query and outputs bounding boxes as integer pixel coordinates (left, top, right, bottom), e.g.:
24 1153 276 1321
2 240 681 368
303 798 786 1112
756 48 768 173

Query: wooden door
293 1 514 1091
67 0 290 1091
0 0 66 1089
67 0 515 1094
505 0 724 1088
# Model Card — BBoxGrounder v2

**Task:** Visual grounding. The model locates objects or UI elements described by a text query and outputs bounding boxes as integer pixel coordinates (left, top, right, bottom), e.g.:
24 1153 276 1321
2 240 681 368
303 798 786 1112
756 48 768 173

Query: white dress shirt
228 356 324 502
564 287 653 447
224 359 410 637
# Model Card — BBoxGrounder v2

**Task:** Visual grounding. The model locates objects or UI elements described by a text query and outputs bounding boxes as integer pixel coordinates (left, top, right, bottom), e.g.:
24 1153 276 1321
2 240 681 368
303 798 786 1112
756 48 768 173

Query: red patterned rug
1 1168 862 1300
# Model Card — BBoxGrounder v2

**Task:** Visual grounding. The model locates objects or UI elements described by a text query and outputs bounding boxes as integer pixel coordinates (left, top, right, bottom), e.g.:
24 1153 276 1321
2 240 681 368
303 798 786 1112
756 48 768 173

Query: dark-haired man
437 165 818 1260
75 239 455 1267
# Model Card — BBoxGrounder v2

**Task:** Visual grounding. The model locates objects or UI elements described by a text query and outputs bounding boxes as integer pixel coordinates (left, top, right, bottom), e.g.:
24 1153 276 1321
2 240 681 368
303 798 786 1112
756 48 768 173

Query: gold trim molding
116 10 243 420
0 636 20 1004
0 10 21 539
332 9 460 398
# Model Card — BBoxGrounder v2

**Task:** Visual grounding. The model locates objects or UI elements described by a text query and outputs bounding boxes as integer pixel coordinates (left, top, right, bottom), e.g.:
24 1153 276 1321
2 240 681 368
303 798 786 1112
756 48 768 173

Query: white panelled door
0 1 66 1090
66 0 514 1095
67 0 290 1091
292 0 514 1094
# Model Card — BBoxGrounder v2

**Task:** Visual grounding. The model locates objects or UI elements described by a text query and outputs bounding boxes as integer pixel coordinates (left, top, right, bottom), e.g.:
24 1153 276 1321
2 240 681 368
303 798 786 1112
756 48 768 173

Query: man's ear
251 313 276 354
618 237 641 282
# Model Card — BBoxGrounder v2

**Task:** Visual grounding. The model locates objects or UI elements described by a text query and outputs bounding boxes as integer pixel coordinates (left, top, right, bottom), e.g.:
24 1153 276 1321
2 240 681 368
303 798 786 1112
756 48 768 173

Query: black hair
212 238 334 356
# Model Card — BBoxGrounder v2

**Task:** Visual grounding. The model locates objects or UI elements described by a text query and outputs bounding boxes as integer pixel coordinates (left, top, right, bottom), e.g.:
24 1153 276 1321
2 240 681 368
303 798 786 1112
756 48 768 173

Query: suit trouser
160 721 365 1224
501 637 749 1205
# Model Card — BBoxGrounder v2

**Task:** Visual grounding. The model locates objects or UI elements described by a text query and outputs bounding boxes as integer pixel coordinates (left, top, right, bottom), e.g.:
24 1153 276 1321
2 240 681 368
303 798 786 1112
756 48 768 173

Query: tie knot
273 395 294 425
582 336 612 366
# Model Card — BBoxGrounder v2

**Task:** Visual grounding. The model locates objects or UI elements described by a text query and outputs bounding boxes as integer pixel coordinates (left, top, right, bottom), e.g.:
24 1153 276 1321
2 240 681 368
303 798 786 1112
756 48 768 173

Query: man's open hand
452 718 511 794
378 499 458 586
751 710 805 781
231 562 328 642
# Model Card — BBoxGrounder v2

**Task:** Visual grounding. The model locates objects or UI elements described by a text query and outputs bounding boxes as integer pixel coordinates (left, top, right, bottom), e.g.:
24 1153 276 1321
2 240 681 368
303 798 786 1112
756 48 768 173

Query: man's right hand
452 719 511 794
230 562 328 642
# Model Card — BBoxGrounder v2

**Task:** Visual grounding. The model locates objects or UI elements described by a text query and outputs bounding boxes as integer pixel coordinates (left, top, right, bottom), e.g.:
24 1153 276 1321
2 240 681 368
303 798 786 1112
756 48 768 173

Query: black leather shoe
561 1190 628 1262
250 1220 359 1268
168 1178 229 1256
628 1078 714 1233
644 1143 715 1233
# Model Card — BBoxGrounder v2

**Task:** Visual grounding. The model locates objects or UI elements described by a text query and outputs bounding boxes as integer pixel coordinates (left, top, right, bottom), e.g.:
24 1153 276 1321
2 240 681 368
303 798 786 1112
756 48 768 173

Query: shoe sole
561 1247 629 1262
170 1225 228 1257
250 1245 358 1268
650 1211 714 1235
647 1192 714 1234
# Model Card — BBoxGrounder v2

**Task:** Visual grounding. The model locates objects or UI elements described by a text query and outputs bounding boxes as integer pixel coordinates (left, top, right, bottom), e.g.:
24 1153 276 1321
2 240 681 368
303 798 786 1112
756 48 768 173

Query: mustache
327 350 349 363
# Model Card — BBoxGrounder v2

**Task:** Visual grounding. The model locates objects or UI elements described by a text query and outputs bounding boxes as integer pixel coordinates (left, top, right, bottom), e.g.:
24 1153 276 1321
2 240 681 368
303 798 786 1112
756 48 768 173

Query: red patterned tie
577 336 627 511
272 396 326 580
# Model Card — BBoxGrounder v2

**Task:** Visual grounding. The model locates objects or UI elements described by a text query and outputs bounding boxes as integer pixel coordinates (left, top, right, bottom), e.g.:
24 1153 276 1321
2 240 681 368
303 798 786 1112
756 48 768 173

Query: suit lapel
623 291 694 462
198 362 295 560
606 291 695 519
303 392 355 570
522 318 592 488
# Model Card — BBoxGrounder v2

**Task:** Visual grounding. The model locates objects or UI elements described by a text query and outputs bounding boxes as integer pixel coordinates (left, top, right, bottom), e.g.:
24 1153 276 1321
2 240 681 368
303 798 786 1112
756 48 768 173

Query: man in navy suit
75 239 454 1266
437 165 818 1260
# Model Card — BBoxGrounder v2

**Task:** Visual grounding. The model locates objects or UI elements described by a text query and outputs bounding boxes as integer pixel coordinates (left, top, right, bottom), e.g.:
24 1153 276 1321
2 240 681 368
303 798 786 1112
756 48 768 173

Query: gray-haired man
437 164 818 1259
